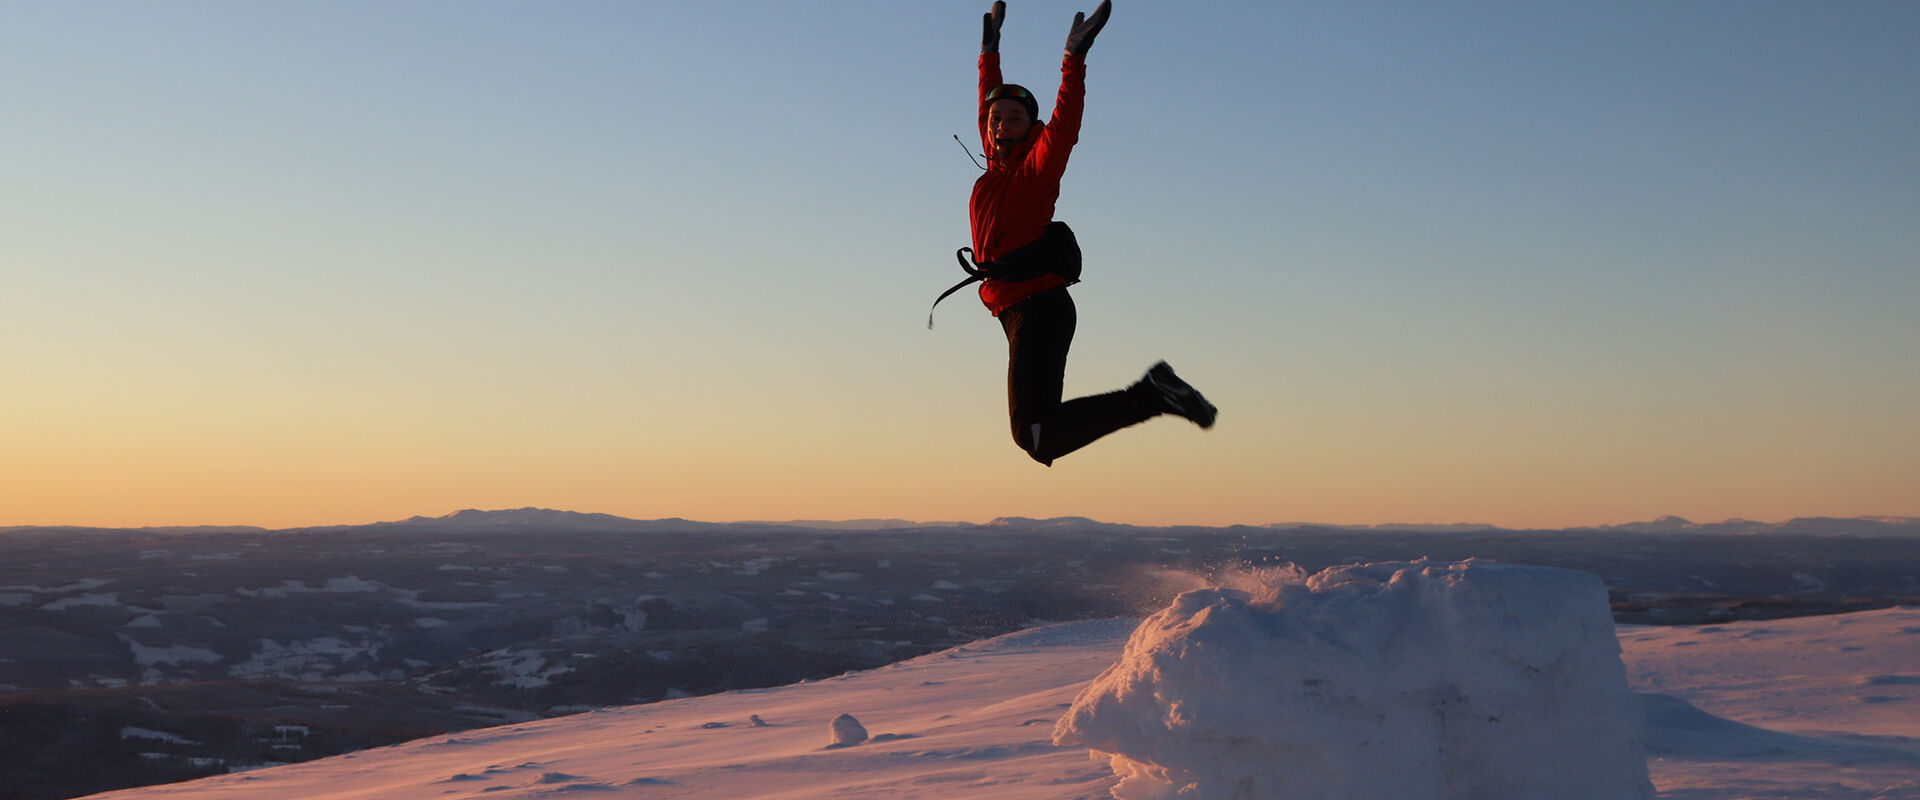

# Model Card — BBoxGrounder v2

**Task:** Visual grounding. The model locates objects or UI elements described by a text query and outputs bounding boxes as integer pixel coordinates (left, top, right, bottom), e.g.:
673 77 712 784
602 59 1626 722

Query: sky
4 1 1917 530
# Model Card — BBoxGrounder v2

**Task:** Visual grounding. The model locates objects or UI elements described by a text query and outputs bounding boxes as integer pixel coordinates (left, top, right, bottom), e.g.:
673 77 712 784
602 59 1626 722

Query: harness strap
927 247 988 329
927 224 1080 329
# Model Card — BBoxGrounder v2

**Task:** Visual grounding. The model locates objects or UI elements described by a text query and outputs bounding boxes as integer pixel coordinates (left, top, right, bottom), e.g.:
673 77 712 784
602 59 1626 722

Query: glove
1064 0 1111 57
982 1 1005 54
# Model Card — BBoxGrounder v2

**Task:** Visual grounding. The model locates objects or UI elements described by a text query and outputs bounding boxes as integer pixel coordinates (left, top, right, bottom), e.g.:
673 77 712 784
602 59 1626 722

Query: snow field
74 571 1920 800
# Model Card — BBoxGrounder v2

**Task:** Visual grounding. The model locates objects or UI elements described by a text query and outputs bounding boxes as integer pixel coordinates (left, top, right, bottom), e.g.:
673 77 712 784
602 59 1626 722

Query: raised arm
978 2 1006 141
1025 2 1107 180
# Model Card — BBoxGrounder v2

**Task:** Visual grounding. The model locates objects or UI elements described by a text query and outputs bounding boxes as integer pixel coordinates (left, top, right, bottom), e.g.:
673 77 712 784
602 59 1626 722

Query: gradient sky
5 1 1916 530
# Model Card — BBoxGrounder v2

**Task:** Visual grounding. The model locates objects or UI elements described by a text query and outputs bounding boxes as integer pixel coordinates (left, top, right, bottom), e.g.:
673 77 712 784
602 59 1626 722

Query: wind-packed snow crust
1054 560 1654 800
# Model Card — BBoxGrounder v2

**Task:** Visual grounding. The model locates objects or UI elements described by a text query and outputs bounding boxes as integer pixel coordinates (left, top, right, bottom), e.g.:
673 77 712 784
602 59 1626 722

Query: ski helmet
985 84 1039 121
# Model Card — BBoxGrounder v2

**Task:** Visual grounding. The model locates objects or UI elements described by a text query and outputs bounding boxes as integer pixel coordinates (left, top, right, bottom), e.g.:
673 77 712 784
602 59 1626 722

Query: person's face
987 99 1034 156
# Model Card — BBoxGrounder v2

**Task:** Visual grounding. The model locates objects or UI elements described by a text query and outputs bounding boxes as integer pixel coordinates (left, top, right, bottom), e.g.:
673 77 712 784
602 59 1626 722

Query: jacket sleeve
1030 54 1086 182
977 52 1004 151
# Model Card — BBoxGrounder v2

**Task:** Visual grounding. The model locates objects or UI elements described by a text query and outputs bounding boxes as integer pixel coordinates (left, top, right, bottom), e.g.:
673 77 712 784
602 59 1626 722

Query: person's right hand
983 1 1006 54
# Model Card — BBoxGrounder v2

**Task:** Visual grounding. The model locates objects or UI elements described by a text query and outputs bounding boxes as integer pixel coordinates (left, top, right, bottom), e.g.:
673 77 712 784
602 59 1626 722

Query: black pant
999 288 1158 465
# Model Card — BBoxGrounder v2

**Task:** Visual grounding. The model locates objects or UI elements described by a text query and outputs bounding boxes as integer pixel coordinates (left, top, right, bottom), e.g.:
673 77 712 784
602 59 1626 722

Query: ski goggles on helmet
985 84 1040 118
985 84 1033 104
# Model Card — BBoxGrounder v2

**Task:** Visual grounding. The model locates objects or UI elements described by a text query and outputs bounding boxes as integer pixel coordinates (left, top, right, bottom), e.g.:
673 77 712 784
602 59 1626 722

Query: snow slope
1624 611 1920 798
82 609 1920 800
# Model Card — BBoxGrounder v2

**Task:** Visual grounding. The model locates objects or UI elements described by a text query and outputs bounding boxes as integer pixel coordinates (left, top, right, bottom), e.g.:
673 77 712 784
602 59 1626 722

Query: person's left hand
983 1 1006 54
1064 0 1111 57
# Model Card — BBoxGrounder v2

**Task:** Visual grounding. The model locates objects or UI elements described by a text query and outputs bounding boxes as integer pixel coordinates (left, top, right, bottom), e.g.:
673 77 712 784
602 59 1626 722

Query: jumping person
963 0 1215 466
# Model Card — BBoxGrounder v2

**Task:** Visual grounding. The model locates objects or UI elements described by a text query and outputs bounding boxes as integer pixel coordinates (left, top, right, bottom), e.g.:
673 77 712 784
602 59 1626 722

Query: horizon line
5 507 1917 534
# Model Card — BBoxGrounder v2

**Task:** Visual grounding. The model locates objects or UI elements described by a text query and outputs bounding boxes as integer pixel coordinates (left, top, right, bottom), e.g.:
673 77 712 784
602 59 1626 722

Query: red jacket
970 53 1086 316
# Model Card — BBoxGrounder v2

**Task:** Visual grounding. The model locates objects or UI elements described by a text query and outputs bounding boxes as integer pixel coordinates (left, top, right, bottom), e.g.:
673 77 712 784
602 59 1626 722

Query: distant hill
5 509 1916 537
1586 516 1920 537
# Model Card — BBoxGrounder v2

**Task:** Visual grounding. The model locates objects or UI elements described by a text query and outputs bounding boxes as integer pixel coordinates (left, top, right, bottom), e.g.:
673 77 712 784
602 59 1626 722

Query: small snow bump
827 713 869 747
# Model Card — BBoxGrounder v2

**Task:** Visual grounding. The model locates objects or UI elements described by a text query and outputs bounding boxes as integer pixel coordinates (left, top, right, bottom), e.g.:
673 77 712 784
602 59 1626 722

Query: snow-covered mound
1054 560 1653 800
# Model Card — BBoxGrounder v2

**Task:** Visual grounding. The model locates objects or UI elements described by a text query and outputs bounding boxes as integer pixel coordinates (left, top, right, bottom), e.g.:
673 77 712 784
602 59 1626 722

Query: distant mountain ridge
1586 516 1920 536
367 509 1920 538
371 508 968 533
4 508 1916 536
387 508 698 531
1265 516 1920 537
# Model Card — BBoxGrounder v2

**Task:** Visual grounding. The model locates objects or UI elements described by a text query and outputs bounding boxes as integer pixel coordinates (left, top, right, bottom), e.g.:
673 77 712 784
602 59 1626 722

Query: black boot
1134 361 1216 428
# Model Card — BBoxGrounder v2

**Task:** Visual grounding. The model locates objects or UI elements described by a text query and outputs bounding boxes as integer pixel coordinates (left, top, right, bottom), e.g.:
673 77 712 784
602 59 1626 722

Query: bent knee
1012 422 1054 466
